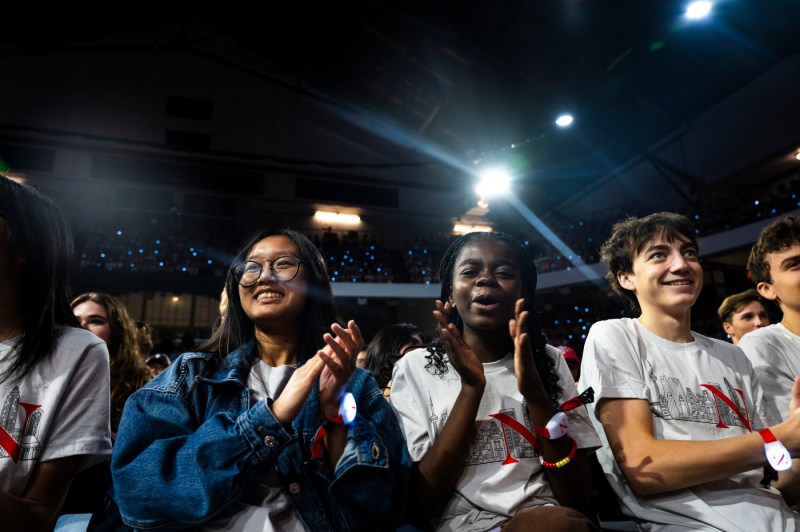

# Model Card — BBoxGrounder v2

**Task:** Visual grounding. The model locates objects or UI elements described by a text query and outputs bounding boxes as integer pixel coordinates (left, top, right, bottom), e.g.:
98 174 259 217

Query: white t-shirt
201 361 305 532
580 318 796 531
391 344 600 531
739 323 800 421
0 327 112 495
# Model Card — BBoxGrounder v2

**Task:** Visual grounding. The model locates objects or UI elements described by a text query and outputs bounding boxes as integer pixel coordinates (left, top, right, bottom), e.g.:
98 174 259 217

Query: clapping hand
433 300 485 389
318 320 364 419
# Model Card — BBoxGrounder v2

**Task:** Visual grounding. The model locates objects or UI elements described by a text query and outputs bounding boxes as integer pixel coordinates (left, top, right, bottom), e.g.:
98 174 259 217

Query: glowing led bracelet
311 393 357 459
339 392 357 425
760 429 792 472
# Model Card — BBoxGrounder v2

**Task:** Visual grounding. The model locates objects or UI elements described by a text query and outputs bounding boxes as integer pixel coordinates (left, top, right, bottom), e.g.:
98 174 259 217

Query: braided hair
424 231 562 405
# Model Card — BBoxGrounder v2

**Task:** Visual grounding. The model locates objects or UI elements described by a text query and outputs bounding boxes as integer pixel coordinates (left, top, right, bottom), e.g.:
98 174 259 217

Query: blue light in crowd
585 307 589 312
159 262 164 267
566 319 572 324
370 245 374 250
130 263 135 268
156 240 161 244
772 209 777 214
574 306 579 311
96 262 101 267
579 221 584 226
349 258 353 263
154 250 159 254
578 318 583 323
351 278 356 282
554 320 559 325
695 229 700 234
117 230 123 236
582 326 587 331
207 260 212 264
425 280 431 285
334 270 339 275
331 277 337 282
581 334 586 339
694 214 700 220
100 253 106 258
192 252 197 257
422 270 427 275
370 255 375 260
568 335 573 340
424 249 428 254
340 261 345 266
190 247 194 252
754 200 760 205
330 256 335 261
181 267 186 272
139 248 144 253
377 267 382 272
127 250 132 255
408 250 413 255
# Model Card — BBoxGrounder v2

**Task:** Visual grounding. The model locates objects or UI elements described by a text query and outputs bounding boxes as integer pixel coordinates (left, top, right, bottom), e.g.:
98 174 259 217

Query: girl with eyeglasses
106 228 411 530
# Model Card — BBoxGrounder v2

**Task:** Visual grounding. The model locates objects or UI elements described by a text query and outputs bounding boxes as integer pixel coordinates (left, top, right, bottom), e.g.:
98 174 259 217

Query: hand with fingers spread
433 300 485 389
318 320 364 418
509 298 546 401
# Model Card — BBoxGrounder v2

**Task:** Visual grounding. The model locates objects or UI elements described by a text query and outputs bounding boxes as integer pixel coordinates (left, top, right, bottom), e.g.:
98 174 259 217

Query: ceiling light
685 1 712 20
314 210 361 224
475 169 511 198
453 223 493 235
555 114 574 127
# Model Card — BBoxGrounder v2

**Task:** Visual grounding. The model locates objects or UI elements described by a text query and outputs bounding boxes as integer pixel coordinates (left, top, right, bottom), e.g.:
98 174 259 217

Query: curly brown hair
71 292 150 432
747 216 800 286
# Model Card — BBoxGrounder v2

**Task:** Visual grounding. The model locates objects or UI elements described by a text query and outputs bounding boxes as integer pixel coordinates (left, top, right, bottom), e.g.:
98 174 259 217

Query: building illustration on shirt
427 392 537 466
648 371 749 429
0 386 43 462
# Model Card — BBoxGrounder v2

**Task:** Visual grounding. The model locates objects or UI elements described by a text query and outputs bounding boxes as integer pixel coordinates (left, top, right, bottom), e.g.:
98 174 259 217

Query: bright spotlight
475 169 511 198
685 1 712 20
555 114 574 127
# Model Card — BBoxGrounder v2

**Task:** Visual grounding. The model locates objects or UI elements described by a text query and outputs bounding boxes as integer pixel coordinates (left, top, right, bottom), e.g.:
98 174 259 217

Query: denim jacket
110 343 411 530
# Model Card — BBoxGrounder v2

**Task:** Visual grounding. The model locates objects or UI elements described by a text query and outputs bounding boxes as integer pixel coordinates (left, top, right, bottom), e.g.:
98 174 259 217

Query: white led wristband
534 411 569 439
760 428 792 472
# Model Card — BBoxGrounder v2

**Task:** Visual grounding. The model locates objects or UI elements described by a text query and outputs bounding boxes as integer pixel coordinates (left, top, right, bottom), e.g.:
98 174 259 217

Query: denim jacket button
289 482 301 494
264 435 276 447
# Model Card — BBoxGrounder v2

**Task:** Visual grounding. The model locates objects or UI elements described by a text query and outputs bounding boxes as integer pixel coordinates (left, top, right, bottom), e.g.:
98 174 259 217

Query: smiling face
449 237 523 335
618 234 703 318
723 300 769 344
73 300 113 344
238 235 309 331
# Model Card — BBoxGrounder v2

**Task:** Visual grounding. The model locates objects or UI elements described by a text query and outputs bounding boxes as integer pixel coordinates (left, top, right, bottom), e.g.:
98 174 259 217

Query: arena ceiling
3 1 800 219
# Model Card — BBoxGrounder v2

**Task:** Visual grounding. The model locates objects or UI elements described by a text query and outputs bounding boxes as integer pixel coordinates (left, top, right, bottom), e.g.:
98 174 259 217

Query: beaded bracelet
538 436 578 469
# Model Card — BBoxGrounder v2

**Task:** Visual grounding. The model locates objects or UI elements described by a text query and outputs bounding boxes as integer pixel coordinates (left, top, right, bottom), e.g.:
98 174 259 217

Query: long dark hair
426 231 562 405
0 176 78 384
200 228 338 364
365 322 421 389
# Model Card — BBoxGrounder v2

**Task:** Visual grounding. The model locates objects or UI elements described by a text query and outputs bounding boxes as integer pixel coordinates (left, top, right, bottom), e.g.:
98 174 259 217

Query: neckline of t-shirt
482 352 513 373
632 318 698 350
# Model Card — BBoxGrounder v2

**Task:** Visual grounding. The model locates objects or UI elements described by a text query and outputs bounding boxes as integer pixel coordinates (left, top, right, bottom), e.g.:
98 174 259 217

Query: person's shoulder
588 317 632 337
57 325 105 347
743 324 790 342
396 346 433 367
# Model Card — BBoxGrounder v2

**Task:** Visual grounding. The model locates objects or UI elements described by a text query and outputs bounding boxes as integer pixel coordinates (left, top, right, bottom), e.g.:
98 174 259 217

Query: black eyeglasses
233 256 304 286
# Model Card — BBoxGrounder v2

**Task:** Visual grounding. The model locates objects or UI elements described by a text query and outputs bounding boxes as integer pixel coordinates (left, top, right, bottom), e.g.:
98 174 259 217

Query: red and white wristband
759 428 792 472
533 387 594 440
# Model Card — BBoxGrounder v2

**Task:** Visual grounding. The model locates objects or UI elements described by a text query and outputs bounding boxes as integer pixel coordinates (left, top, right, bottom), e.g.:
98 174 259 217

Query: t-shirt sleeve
548 345 601 451
390 355 433 462
739 333 792 422
580 320 648 404
41 337 113 468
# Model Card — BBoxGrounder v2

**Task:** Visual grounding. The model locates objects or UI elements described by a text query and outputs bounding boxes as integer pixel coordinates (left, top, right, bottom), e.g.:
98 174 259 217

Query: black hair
425 231 562 405
0 176 78 384
364 322 421 389
200 228 338 364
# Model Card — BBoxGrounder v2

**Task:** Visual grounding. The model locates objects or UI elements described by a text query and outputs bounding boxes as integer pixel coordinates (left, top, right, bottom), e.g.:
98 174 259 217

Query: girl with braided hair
391 231 600 531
